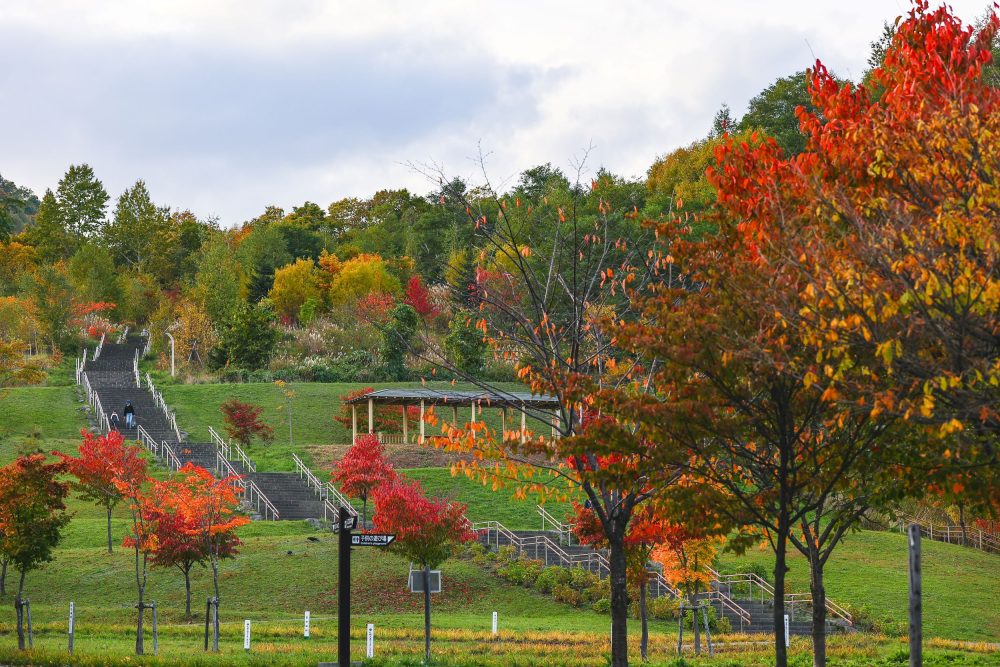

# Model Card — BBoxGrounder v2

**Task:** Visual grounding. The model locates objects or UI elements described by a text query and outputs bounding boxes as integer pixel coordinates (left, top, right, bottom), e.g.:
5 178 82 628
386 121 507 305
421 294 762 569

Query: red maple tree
220 399 274 448
373 477 475 662
332 433 396 528
57 429 148 554
403 275 439 319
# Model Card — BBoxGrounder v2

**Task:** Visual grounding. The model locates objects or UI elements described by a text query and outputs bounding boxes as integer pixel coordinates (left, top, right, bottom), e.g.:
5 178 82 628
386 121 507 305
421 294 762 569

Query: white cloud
0 0 993 224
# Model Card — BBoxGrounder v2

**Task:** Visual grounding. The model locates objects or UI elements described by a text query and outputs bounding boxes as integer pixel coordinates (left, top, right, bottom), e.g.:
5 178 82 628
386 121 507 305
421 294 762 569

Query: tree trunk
773 535 789 667
809 559 827 667
639 578 649 661
136 585 145 655
362 494 368 531
107 506 114 554
423 565 432 663
15 570 26 650
211 557 221 651
184 567 192 619
608 535 629 667
1 557 7 596
693 586 701 656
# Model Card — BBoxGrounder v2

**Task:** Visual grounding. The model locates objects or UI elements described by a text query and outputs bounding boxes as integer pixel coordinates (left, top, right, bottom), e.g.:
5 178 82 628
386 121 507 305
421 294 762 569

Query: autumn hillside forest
1 3 1000 667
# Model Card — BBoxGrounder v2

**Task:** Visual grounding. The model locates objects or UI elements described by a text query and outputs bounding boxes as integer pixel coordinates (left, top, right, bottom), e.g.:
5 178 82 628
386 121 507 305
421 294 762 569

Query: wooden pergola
344 388 561 444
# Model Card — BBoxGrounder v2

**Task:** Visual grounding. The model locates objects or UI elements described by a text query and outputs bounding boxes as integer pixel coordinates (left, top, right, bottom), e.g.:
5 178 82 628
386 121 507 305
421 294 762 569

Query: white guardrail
81 373 110 434
214 450 279 520
144 373 181 442
537 505 576 545
136 425 182 472
117 326 129 344
92 333 105 360
208 426 256 473
709 568 853 627
291 453 358 522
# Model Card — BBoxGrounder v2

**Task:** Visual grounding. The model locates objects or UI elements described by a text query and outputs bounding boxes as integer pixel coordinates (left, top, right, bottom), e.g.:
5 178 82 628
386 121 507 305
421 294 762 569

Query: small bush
569 567 599 592
496 545 518 564
535 566 572 594
592 598 611 614
553 584 584 607
648 595 680 620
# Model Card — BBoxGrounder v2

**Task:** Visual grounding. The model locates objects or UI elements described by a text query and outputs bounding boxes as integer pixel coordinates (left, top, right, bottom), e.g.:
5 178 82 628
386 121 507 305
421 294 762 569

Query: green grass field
1 384 998 665
158 381 550 472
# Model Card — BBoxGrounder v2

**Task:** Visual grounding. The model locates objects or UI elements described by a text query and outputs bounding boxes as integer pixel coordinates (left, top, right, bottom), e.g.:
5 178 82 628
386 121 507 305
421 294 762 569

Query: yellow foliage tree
327 254 400 307
269 258 323 324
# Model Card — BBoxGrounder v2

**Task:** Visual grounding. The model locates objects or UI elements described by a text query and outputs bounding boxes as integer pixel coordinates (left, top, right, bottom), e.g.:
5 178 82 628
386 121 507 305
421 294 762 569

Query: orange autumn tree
773 1 1000 516
58 429 148 553
162 463 248 652
113 460 157 656
411 166 684 667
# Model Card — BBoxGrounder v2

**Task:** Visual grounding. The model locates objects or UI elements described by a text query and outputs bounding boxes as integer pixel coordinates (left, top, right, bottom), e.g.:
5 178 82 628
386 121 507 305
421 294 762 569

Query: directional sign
350 533 395 547
340 515 357 531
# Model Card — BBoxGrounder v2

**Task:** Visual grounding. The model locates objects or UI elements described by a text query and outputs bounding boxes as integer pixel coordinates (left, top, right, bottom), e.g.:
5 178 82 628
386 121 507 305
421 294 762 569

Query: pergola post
351 405 357 443
419 400 426 444
521 409 527 444
452 406 459 429
552 410 561 439
368 398 374 434
500 408 507 441
402 406 408 443
471 401 477 440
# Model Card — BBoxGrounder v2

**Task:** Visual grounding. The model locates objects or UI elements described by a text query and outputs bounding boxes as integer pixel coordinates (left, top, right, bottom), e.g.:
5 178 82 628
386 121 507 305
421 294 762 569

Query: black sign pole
338 507 351 667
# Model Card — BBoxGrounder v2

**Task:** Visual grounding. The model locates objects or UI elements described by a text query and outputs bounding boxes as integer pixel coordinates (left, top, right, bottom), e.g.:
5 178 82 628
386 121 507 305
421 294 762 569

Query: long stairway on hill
80 333 333 522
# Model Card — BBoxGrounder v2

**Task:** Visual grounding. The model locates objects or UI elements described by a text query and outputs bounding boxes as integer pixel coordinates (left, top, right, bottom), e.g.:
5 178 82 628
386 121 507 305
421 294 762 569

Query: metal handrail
213 450 279 521
133 349 140 388
93 333 105 360
325 481 359 517
160 441 182 471
537 505 575 545
709 567 853 627
894 513 1000 553
136 424 158 457
292 453 326 497
208 425 256 473
144 372 182 442
141 329 151 358
117 326 129 344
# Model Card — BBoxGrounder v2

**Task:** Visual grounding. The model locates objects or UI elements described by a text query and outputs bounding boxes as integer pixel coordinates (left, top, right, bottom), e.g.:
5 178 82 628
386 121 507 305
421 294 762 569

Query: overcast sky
1 1 991 226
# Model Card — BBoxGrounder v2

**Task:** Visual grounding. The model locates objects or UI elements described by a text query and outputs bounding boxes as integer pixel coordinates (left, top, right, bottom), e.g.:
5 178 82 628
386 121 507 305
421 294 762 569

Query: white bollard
492 611 498 636
244 619 251 651
366 623 375 658
68 602 75 654
304 611 310 638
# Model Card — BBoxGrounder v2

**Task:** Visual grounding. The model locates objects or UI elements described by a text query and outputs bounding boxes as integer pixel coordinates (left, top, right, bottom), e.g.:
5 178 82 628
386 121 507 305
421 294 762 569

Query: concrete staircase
82 335 327 522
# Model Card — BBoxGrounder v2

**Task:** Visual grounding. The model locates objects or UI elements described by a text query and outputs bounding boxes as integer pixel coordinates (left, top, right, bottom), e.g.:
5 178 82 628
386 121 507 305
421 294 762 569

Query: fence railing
537 505 575 545
709 568 853 627
893 513 1000 554
75 350 87 385
117 326 129 344
145 373 182 442
324 481 359 518
292 453 326 496
93 333 106 360
141 329 151 358
133 349 141 388
81 373 110 434
214 450 279 520
208 426 256 473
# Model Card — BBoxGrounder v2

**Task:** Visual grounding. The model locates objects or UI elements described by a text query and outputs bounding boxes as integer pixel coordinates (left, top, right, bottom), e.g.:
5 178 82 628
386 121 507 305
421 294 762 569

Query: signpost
366 623 375 658
351 534 396 547
244 619 251 651
784 614 790 648
492 611 498 636
304 611 310 638
337 506 394 666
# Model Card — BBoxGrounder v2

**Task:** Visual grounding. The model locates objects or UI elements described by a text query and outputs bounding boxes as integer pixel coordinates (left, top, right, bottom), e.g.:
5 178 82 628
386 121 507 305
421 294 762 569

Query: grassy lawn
159 381 550 472
717 530 1000 641
0 385 89 460
404 467 576 530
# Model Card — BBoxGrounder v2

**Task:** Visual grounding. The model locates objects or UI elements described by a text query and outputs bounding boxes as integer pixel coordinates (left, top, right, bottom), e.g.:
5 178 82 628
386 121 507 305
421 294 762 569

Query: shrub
535 566 572 594
592 598 611 614
496 545 518 564
553 584 584 608
519 558 543 587
648 595 680 620
569 567 599 592
583 577 611 603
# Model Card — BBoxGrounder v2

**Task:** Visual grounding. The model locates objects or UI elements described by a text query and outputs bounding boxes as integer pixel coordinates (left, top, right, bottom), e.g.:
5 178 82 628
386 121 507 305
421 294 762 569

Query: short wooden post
367 398 374 434
419 400 425 444
909 524 922 667
676 605 684 654
471 401 477 440
152 602 159 656
500 408 507 440
520 409 527 443
26 599 33 649
351 405 357 443
702 605 713 656
452 405 459 428
402 407 408 443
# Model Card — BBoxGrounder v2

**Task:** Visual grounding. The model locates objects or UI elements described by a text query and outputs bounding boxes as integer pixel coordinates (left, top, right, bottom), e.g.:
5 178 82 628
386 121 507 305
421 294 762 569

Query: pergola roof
344 388 560 409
